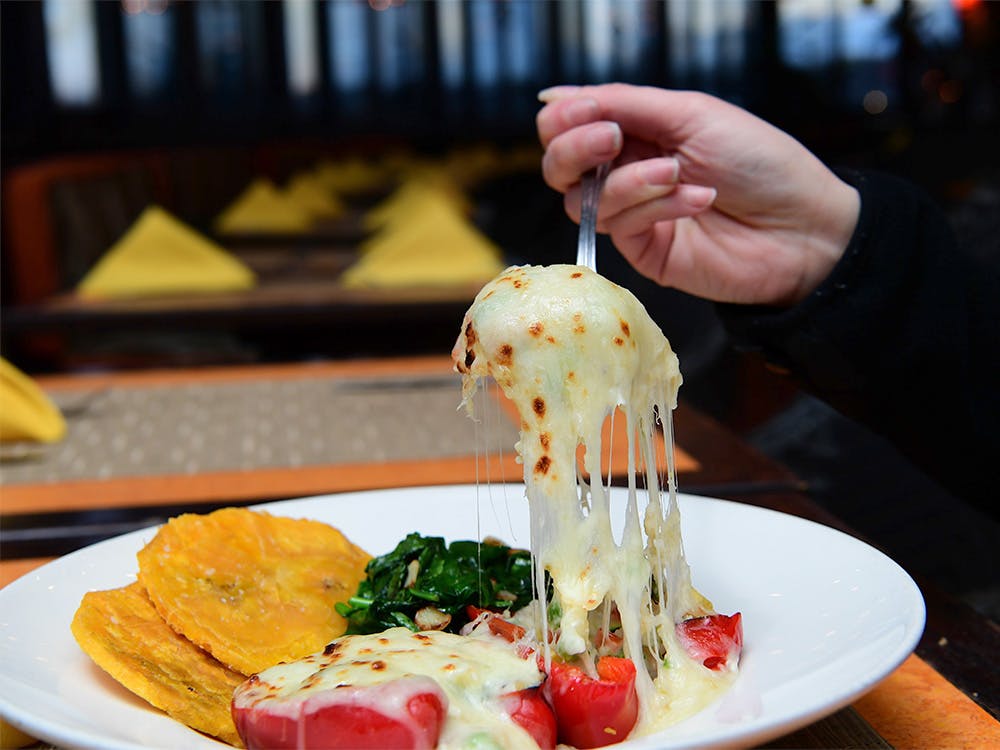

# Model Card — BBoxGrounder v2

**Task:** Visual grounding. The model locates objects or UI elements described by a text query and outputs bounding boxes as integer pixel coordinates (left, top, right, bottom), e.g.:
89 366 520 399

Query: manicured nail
683 185 718 209
639 158 680 186
587 123 622 156
538 85 581 103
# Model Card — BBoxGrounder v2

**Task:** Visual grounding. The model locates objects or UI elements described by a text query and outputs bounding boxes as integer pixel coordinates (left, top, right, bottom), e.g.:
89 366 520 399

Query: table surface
1 356 997 750
2 249 486 330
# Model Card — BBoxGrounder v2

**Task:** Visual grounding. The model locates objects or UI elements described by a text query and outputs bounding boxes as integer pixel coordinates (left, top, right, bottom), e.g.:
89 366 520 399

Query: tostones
137 507 370 675
70 582 245 746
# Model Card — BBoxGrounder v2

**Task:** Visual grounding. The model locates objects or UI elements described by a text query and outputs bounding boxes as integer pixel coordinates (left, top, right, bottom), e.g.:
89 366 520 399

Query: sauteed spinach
335 532 537 634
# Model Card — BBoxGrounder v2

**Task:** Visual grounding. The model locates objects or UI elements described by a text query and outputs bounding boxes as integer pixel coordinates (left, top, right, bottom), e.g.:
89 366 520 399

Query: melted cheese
454 264 734 736
235 627 544 749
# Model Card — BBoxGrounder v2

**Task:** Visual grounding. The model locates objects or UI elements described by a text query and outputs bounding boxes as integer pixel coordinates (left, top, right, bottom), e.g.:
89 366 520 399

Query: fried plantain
71 582 245 747
137 507 370 675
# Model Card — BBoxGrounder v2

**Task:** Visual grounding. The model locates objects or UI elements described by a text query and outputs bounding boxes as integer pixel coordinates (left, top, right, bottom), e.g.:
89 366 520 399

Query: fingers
540 122 622 193
603 158 679 217
536 89 599 148
538 83 709 151
561 156 714 231
601 184 716 237
535 95 606 148
562 157 679 222
537 83 706 195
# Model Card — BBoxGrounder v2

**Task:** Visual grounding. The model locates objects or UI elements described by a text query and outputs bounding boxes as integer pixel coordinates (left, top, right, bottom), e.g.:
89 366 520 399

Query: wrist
791 174 860 304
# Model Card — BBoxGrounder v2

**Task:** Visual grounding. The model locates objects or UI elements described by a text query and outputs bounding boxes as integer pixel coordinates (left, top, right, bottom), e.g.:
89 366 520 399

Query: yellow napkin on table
0 358 66 444
362 174 471 233
312 158 391 196
284 173 347 219
214 178 315 235
342 194 503 288
76 206 256 298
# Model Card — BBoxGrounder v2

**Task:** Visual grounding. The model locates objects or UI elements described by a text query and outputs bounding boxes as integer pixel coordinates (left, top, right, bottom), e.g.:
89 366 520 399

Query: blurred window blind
469 0 501 90
33 0 969 133
42 0 101 107
284 0 321 97
326 0 370 95
778 0 958 70
437 0 465 90
122 0 176 102
775 0 963 113
666 0 752 97
909 0 962 46
373 0 425 94
194 0 268 105
779 0 839 69
558 1 584 82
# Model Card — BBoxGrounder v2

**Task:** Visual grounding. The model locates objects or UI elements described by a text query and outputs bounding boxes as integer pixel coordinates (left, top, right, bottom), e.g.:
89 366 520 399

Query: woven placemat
2 377 518 485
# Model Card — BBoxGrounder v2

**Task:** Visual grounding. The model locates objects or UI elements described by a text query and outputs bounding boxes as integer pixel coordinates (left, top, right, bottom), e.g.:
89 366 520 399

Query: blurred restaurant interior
1 0 998 624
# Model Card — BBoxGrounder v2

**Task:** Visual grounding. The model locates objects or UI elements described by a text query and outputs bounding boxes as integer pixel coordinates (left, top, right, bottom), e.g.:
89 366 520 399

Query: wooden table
1 257 488 367
1 357 997 749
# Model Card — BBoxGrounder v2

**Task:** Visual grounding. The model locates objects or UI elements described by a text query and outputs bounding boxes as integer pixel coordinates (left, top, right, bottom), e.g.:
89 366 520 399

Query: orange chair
2 151 172 305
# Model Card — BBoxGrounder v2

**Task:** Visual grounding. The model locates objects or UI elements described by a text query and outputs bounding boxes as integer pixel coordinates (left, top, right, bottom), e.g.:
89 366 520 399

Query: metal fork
576 161 610 272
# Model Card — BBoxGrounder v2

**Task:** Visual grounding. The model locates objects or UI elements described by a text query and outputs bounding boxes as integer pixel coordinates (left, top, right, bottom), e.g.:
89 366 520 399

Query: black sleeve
717 169 1000 519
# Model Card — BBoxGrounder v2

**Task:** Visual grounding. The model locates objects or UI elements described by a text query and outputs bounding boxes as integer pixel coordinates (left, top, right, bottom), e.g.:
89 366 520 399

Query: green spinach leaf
335 533 539 634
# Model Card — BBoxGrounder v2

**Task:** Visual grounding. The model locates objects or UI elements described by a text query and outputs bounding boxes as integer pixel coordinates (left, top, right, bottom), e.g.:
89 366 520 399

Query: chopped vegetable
675 612 743 671
542 656 639 748
335 533 538 634
232 677 447 750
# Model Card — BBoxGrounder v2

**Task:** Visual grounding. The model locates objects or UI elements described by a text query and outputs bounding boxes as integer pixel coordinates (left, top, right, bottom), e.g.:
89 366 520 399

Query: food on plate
335 532 536 635
452 264 742 742
70 261 742 748
137 507 370 675
675 613 744 671
232 626 553 750
70 582 245 746
228 263 741 748
71 507 369 746
541 655 638 748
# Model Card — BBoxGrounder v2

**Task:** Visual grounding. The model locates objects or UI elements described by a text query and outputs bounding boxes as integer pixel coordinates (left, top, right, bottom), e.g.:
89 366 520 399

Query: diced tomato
675 612 743 671
466 605 527 643
231 679 446 750
498 687 557 749
593 628 624 656
541 656 639 748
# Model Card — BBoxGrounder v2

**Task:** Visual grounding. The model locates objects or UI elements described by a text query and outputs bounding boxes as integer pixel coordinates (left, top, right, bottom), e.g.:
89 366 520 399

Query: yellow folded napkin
443 142 543 187
442 143 504 187
362 174 470 233
284 173 347 219
77 206 256 298
214 178 315 235
342 194 503 288
0 358 66 444
312 158 391 196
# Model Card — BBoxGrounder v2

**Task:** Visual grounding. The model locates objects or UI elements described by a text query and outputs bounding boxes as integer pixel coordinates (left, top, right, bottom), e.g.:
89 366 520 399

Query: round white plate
0 485 924 750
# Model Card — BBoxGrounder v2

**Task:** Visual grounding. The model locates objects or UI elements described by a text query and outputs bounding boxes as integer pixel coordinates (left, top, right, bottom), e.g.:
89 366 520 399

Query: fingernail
587 122 622 155
563 96 600 125
639 158 679 186
538 85 580 103
684 185 718 209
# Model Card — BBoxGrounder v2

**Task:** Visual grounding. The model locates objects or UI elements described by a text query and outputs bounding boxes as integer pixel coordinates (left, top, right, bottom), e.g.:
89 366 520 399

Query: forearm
718 169 1000 515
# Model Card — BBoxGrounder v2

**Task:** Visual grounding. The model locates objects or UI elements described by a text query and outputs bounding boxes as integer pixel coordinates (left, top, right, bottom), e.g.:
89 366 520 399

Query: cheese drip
454 264 723 733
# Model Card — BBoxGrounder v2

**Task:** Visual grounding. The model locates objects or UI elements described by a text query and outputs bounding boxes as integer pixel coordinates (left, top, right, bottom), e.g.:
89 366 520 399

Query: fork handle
576 162 610 271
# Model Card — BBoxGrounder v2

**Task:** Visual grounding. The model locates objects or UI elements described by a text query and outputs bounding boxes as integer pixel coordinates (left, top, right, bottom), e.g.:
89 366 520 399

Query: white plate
0 485 925 750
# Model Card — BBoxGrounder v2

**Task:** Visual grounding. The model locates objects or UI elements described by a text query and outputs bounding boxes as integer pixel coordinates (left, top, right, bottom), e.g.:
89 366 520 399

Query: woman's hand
536 83 860 306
